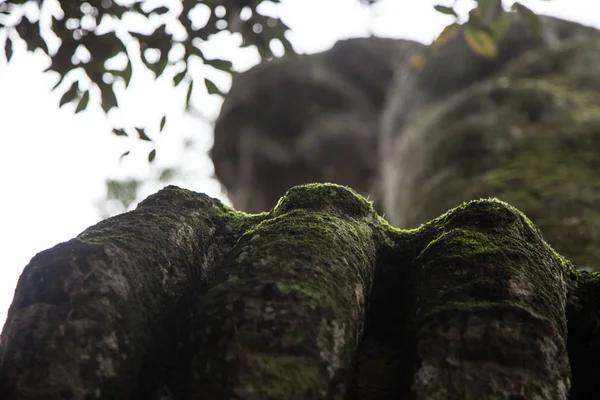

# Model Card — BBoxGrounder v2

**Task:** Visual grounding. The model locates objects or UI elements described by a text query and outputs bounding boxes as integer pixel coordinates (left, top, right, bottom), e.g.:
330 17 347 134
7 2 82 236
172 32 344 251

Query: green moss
407 199 569 338
196 185 581 397
192 183 388 397
219 208 377 304
419 229 500 263
216 187 578 338
482 131 600 268
478 75 600 270
215 182 411 260
217 202 268 236
571 269 600 310
272 183 377 219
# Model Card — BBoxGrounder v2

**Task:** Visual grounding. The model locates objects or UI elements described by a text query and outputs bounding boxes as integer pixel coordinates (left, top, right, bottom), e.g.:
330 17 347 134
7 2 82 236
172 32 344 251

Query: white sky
0 0 597 328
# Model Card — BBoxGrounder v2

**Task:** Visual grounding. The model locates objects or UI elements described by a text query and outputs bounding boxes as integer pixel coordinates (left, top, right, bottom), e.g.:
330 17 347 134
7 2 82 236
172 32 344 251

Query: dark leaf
105 62 133 87
490 11 510 40
433 5 458 17
51 72 67 91
51 15 67 39
16 17 49 54
136 127 152 141
106 178 141 210
279 36 295 55
44 40 78 75
4 36 12 62
75 90 90 113
159 116 166 132
59 81 80 108
158 167 179 182
112 128 128 137
469 0 504 28
173 70 186 86
139 47 152 70
148 149 156 163
512 2 541 35
189 44 204 60
409 54 426 70
185 80 194 108
204 78 224 96
123 58 133 87
150 6 169 15
238 12 291 60
129 31 148 43
463 25 497 59
83 31 124 62
133 24 170 51
131 2 147 16
100 84 118 113
204 58 233 73
105 58 133 87
153 53 169 78
119 150 131 160
432 23 461 52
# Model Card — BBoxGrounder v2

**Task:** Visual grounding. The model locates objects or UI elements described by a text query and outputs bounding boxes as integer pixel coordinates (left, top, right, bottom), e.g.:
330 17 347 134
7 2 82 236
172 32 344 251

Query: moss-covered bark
2 183 596 399
0 187 265 399
186 185 381 399
407 199 572 399
375 26 600 400
384 38 600 272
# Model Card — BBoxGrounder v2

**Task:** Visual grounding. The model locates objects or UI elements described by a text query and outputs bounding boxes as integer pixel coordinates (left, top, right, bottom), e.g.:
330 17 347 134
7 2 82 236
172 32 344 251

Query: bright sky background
0 0 598 328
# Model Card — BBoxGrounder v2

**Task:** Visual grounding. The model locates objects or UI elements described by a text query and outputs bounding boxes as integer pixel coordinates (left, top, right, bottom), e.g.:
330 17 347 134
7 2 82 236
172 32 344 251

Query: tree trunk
1 184 598 399
3 14 600 400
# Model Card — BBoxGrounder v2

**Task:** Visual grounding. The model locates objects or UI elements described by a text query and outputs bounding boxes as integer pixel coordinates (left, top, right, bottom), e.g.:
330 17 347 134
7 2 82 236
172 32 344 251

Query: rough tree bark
3 184 596 399
3 13 600 400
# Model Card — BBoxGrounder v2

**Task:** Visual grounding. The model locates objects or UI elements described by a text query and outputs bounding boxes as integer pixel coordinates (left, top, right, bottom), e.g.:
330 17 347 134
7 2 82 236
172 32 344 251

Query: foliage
95 178 141 219
0 0 545 142
0 0 294 142
431 0 545 60
0 0 547 217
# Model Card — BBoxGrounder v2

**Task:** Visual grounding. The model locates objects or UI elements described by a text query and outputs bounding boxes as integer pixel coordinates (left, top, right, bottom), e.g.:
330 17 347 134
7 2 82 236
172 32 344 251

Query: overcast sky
1 0 598 328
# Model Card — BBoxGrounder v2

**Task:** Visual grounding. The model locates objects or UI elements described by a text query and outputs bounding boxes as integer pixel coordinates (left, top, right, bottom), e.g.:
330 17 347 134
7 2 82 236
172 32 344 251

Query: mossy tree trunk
4 16 600 400
1 184 598 399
